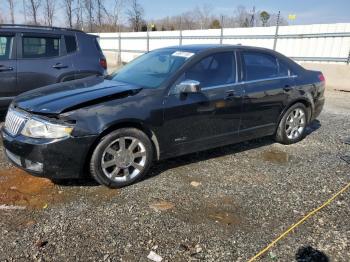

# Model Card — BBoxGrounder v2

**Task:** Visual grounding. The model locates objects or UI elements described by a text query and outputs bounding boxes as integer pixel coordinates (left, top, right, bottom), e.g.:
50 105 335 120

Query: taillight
318 73 325 83
99 58 107 70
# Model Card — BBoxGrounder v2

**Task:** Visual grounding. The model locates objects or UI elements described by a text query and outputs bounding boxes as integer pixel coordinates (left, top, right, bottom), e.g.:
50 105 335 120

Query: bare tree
193 4 212 29
75 0 84 30
84 0 94 32
233 6 250 27
27 0 41 25
63 0 74 28
44 0 55 26
96 0 105 27
7 0 15 24
126 0 144 32
105 0 124 31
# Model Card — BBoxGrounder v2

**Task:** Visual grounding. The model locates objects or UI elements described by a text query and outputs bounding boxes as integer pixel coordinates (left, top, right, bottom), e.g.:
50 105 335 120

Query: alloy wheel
285 108 306 140
101 136 147 182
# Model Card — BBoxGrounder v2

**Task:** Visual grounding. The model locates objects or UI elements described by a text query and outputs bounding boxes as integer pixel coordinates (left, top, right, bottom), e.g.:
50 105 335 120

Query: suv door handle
225 91 235 100
0 66 14 72
283 85 292 92
53 63 68 69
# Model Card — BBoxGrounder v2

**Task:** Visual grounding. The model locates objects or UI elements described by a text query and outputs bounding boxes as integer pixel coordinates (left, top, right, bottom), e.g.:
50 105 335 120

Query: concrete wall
301 63 350 91
96 23 350 64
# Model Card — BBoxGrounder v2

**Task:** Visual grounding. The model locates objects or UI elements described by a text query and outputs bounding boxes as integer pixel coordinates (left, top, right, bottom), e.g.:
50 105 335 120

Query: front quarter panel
63 89 164 140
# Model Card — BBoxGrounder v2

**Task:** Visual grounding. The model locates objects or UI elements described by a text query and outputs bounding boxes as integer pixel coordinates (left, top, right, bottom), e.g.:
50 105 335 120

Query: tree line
0 0 287 32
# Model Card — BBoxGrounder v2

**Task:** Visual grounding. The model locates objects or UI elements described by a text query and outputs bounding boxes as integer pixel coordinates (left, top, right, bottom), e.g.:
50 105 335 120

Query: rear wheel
275 103 308 144
90 128 153 188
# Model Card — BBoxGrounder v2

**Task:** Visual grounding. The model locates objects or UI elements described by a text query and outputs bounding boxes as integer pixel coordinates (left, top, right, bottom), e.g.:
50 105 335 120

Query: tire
275 103 308 145
90 128 154 188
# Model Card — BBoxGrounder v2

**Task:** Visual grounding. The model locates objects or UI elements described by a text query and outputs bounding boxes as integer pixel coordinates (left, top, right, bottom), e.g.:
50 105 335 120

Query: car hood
13 76 143 115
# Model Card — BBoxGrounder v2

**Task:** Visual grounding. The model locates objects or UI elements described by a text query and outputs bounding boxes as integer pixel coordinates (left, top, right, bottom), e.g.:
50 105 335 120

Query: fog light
25 159 43 172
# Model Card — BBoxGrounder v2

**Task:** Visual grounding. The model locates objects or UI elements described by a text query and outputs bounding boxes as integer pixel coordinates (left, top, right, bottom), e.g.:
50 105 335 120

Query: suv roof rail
0 24 84 33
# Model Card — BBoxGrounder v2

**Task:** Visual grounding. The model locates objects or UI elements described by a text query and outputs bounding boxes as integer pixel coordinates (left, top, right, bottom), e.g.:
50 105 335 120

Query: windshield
111 49 194 88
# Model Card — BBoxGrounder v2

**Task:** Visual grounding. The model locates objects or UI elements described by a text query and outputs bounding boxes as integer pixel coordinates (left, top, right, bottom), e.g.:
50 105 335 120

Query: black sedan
1 45 325 188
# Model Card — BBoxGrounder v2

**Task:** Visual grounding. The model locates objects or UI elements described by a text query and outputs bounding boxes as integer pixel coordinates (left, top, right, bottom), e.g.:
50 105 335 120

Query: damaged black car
1 45 325 188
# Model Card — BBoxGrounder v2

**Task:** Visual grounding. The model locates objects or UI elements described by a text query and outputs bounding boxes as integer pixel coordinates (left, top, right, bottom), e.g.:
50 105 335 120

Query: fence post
118 31 122 65
273 11 280 50
347 48 350 65
179 18 183 46
147 25 150 52
220 16 224 45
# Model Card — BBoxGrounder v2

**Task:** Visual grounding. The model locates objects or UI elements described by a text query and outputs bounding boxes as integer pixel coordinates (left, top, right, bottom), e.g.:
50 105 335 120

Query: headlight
21 118 74 139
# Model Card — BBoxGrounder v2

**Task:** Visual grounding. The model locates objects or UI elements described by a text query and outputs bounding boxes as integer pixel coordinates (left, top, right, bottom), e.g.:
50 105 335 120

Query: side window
278 60 291 77
64 35 77 53
94 38 103 53
0 35 14 60
184 52 235 88
242 52 278 81
22 36 60 58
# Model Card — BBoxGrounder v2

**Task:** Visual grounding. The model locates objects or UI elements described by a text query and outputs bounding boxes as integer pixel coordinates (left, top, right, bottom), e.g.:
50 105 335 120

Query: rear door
0 33 17 109
239 50 294 139
16 33 73 94
162 51 243 156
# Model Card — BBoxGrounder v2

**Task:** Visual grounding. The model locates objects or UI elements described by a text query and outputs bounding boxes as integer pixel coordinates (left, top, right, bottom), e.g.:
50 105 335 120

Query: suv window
22 36 60 58
0 35 14 60
184 52 235 88
64 35 77 53
243 52 279 81
94 38 103 53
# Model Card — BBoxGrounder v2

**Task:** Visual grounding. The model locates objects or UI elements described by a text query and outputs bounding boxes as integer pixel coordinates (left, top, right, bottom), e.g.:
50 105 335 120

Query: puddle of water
207 209 240 225
261 149 290 164
177 196 242 227
0 168 61 209
0 168 119 209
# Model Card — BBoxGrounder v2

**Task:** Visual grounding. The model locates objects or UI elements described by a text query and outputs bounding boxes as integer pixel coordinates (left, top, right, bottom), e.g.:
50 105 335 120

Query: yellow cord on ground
248 181 350 262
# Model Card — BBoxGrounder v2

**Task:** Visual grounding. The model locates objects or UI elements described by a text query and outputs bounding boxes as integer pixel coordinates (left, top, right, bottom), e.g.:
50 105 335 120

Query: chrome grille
4 109 27 136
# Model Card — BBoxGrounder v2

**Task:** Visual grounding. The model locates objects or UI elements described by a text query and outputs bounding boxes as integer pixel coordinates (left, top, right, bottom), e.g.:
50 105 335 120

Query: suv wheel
275 103 308 144
90 128 154 188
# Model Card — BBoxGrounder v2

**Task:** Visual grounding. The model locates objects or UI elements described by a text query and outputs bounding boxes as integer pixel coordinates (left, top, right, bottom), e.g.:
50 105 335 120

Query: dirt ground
0 89 349 261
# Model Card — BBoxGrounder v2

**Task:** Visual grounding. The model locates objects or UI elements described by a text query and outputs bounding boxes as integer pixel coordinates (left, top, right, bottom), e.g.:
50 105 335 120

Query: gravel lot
0 90 349 261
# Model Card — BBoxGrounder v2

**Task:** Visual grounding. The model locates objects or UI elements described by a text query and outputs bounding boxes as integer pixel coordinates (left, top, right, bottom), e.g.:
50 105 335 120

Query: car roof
0 24 86 35
157 44 275 53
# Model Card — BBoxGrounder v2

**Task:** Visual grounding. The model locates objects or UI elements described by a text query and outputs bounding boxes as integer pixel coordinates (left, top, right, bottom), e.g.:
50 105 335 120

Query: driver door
161 51 243 157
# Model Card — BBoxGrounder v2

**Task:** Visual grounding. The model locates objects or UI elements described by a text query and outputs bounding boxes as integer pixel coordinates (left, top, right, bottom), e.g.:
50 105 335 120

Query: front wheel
90 128 154 188
275 103 308 144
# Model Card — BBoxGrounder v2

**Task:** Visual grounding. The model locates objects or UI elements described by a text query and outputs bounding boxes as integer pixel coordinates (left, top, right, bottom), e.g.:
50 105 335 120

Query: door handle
0 66 14 72
53 63 68 69
225 91 235 100
283 85 292 92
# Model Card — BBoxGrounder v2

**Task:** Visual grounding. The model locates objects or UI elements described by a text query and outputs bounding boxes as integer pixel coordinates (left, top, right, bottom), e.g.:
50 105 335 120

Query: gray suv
0 24 107 112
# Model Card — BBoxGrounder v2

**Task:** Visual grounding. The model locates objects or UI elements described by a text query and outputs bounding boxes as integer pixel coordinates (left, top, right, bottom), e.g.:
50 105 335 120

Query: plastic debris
147 251 163 262
190 181 201 187
0 204 26 210
149 201 174 211
269 251 277 260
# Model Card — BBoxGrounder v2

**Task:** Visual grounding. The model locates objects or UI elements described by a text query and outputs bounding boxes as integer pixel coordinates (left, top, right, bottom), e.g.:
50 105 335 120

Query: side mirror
176 80 201 94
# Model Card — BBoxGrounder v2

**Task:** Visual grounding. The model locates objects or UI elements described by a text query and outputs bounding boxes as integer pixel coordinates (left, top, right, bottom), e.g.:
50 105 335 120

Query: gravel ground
0 90 349 262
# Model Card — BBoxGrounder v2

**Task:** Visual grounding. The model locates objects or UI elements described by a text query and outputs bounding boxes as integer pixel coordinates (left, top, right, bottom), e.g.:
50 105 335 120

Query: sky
138 0 350 24
3 0 350 26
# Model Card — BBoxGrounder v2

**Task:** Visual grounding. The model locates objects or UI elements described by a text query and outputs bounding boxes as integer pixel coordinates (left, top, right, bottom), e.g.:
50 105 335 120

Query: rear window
0 35 14 60
64 35 77 53
94 38 103 53
243 52 279 81
22 36 60 58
